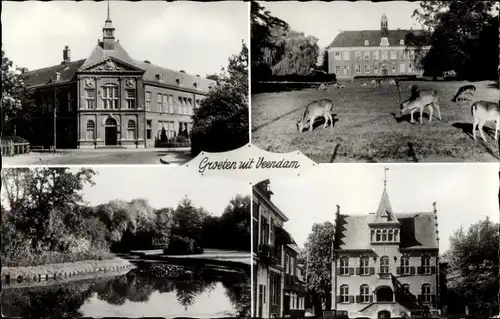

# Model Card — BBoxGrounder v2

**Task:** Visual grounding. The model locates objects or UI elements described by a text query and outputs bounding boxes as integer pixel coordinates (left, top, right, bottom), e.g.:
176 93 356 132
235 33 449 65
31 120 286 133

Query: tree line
299 218 499 317
1 168 250 267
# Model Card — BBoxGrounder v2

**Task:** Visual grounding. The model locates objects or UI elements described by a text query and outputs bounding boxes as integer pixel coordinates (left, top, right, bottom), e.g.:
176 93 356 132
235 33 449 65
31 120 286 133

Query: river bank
2 257 134 286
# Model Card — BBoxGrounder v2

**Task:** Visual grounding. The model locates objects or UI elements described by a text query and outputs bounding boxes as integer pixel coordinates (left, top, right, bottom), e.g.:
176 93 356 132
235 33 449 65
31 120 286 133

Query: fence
1 141 30 157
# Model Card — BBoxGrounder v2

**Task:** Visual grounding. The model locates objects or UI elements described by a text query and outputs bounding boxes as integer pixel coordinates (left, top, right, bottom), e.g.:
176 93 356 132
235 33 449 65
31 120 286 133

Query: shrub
163 235 203 255
1 136 29 145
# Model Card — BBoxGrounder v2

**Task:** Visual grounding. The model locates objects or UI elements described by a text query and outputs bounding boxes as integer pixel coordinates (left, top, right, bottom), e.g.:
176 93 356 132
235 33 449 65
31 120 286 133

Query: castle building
326 14 430 80
253 180 306 318
331 172 442 319
21 3 214 149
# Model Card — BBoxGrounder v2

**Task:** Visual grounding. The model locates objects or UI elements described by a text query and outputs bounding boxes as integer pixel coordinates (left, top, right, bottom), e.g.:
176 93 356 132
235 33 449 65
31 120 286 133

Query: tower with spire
381 13 388 36
102 0 115 50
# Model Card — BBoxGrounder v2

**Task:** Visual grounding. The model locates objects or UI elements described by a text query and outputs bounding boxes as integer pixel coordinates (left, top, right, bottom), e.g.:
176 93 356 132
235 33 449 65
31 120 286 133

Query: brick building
331 180 442 319
326 14 430 80
21 3 214 149
253 180 305 318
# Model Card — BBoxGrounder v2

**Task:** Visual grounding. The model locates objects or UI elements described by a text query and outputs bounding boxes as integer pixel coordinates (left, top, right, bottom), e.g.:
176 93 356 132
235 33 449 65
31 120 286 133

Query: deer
471 100 499 141
317 82 328 90
389 79 397 86
452 85 476 103
361 83 368 87
399 87 442 124
297 99 334 133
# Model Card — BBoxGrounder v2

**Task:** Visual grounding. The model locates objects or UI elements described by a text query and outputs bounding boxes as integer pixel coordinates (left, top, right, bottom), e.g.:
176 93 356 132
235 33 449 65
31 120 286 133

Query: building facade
332 184 441 319
21 4 214 149
326 14 430 80
253 180 305 318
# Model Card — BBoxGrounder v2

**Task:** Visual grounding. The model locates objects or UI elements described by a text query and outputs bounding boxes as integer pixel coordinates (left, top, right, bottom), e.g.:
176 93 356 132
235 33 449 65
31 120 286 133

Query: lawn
251 80 499 162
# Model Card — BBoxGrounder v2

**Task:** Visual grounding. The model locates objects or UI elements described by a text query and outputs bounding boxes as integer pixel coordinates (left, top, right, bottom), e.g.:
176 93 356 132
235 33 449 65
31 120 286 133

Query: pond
1 262 250 318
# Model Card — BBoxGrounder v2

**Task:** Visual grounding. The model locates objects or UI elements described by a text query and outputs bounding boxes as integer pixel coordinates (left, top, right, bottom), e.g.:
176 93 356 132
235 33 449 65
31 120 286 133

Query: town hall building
21 3 214 149
326 14 430 80
332 173 442 319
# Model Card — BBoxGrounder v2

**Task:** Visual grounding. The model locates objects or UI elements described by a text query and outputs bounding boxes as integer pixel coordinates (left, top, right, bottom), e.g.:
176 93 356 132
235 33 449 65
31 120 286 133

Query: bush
163 235 203 255
2 248 113 268
1 136 29 145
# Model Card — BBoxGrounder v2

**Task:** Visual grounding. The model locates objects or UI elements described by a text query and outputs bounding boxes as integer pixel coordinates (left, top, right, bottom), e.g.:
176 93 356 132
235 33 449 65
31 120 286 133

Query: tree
321 49 329 73
190 41 249 156
219 194 251 251
406 1 498 79
1 49 35 138
152 208 173 249
444 217 499 316
172 197 204 243
297 222 335 316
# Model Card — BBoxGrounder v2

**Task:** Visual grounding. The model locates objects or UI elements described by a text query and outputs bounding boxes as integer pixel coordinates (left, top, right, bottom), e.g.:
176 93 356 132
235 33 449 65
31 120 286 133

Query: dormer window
364 40 369 46
380 37 389 46
176 78 182 85
193 82 198 88
400 39 405 45
155 73 164 82
371 228 399 243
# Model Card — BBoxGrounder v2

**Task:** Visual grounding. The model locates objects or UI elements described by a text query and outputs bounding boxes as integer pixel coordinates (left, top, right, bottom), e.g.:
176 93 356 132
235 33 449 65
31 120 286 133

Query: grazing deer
371 79 377 86
317 82 328 90
333 83 345 89
389 79 397 86
297 99 334 133
400 89 441 124
361 83 368 87
471 100 499 141
452 85 476 103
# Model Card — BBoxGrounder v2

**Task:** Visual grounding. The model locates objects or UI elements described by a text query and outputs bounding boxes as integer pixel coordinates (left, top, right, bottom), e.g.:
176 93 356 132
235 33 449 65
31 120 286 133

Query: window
126 90 136 109
344 65 349 75
343 51 350 61
360 285 370 303
400 64 405 73
355 65 361 74
380 256 389 274
381 37 389 46
146 92 151 110
270 272 281 306
364 64 370 73
400 39 405 45
363 51 370 60
260 216 269 246
360 257 369 275
157 93 163 111
374 65 379 74
195 99 201 108
178 97 183 113
399 51 405 60
401 257 410 275
382 230 387 241
334 51 341 61
163 94 168 113
127 120 136 140
85 89 95 109
372 50 379 60
381 50 388 60
390 51 397 60
340 285 349 303
285 254 290 274
409 63 414 73
335 65 341 74
68 92 75 112
102 84 118 109
86 120 95 140
409 50 415 60
364 40 369 46
421 256 431 274
146 120 152 139
421 284 431 303
376 229 381 241
355 51 361 60
392 66 397 73
165 121 175 139
340 257 349 275
187 98 193 114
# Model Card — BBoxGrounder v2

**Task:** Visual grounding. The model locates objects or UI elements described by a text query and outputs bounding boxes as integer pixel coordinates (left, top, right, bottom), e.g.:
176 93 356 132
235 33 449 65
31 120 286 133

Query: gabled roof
80 41 138 70
327 29 427 48
22 59 85 88
335 212 438 251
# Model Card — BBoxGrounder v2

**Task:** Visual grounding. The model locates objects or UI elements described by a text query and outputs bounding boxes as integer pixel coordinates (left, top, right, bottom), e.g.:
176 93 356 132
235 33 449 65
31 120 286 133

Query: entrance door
105 118 118 146
382 68 389 76
258 285 265 318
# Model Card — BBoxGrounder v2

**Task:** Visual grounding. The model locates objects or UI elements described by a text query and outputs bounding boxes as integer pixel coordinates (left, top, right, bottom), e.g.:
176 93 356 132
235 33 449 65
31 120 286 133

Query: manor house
21 4 214 149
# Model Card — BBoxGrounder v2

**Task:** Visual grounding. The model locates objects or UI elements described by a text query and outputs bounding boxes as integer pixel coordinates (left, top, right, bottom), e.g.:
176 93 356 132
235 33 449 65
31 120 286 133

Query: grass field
251 80 499 163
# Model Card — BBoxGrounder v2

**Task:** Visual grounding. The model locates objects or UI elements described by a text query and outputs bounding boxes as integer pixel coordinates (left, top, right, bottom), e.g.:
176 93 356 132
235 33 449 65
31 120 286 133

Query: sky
266 164 499 253
259 1 424 50
2 1 249 77
78 166 249 216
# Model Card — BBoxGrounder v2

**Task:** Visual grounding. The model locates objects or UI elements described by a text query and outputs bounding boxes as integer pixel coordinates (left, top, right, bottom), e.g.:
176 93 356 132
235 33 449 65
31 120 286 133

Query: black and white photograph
1 1 249 165
252 164 499 318
1 167 251 318
251 1 499 163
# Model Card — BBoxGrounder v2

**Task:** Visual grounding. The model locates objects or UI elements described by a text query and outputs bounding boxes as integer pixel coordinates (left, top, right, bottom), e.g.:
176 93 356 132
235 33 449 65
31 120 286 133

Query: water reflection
2 264 250 318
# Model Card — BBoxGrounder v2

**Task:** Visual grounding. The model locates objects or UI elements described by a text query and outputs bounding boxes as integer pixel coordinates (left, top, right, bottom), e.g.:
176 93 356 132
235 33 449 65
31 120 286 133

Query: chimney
144 60 151 64
196 74 200 77
179 70 186 73
63 45 71 63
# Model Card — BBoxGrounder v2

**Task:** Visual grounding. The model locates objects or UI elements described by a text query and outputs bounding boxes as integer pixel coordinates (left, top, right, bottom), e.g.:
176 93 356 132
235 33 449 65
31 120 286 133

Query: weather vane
384 167 389 188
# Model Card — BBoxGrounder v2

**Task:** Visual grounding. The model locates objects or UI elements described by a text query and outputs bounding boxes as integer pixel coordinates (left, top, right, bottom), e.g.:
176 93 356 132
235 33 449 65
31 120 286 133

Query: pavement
2 147 192 166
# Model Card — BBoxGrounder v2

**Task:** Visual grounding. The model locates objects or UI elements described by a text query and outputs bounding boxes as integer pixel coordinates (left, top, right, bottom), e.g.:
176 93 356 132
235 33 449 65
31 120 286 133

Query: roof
335 212 438 251
22 59 85 88
327 29 427 48
370 188 400 225
253 185 289 223
22 40 215 93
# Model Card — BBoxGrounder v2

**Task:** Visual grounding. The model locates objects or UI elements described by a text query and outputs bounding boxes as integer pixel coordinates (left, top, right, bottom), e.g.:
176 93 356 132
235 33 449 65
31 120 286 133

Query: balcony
258 244 281 265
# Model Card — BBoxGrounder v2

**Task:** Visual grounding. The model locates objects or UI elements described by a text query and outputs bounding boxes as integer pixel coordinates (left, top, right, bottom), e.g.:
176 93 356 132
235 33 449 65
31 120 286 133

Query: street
2 148 193 165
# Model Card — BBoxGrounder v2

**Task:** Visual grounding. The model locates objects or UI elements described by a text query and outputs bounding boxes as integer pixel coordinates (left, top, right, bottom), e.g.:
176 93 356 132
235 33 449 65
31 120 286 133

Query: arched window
394 229 399 241
400 39 405 45
376 229 381 241
400 256 410 275
421 284 431 303
371 229 375 242
382 229 387 242
127 120 136 140
102 84 119 109
388 229 394 241
360 284 370 303
360 256 369 275
340 257 349 275
364 40 369 46
380 256 389 274
340 285 349 303
86 120 95 140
